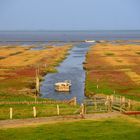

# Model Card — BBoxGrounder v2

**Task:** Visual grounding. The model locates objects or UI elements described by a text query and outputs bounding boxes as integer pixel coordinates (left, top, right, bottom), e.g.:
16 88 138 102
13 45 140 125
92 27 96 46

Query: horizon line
0 29 140 32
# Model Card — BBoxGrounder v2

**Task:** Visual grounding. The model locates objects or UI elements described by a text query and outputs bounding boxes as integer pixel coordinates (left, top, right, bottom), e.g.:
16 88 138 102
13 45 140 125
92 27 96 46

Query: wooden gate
83 95 132 114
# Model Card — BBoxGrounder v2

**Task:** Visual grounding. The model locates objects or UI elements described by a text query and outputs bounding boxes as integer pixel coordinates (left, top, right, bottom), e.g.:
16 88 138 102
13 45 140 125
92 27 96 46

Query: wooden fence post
57 105 60 115
106 95 109 100
113 90 116 94
105 99 109 112
120 96 122 105
36 69 40 95
10 107 13 119
33 106 37 118
122 96 125 103
80 103 85 118
73 97 77 106
44 64 47 68
122 96 126 108
81 103 84 115
97 85 99 89
110 95 114 103
94 98 97 110
108 97 112 112
128 99 131 110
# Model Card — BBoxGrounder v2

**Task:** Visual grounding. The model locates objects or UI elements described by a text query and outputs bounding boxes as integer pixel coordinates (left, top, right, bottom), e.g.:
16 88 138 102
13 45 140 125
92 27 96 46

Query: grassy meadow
0 103 80 120
85 43 140 101
0 116 140 140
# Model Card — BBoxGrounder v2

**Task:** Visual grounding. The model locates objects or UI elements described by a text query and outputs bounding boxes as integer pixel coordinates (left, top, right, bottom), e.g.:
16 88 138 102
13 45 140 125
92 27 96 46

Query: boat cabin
55 80 71 92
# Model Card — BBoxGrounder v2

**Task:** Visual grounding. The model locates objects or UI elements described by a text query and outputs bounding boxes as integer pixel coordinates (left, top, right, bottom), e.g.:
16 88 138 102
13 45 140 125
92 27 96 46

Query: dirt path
0 112 121 129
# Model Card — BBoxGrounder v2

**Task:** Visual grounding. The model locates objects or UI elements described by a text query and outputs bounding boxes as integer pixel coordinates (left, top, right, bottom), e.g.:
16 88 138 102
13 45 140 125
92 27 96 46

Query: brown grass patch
0 45 72 97
85 42 140 99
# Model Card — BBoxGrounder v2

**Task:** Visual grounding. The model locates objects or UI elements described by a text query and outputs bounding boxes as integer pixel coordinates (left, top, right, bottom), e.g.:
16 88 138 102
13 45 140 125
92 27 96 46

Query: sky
0 0 140 30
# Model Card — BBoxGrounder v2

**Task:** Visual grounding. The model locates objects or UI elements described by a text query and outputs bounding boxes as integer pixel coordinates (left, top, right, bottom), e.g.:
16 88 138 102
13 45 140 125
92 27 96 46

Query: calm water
40 43 91 103
0 30 140 44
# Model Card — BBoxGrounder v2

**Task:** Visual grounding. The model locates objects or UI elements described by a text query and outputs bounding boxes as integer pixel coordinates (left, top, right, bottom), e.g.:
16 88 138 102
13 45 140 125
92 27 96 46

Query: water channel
40 43 93 103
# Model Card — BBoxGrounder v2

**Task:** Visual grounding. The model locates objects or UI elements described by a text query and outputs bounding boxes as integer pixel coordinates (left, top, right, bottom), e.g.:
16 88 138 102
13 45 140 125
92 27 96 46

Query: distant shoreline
0 29 140 32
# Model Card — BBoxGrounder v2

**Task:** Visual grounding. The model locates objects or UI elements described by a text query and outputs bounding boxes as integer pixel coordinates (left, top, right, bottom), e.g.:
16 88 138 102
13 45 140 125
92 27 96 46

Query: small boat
54 80 71 92
85 40 96 43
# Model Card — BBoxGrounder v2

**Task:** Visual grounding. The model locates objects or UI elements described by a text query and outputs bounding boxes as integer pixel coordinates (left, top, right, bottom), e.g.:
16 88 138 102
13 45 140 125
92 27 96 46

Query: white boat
85 40 96 43
54 80 71 92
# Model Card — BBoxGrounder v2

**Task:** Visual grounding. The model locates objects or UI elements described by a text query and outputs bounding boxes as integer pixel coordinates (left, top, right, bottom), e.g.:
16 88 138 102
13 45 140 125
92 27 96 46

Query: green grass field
0 117 140 140
0 104 80 120
85 79 140 101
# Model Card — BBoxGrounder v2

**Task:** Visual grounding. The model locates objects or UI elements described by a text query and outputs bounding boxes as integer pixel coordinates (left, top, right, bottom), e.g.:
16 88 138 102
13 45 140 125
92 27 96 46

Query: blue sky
0 0 140 30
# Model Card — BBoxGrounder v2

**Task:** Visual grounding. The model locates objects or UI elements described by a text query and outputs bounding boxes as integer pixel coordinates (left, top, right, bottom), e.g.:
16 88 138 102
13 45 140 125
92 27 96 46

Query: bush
105 52 115 56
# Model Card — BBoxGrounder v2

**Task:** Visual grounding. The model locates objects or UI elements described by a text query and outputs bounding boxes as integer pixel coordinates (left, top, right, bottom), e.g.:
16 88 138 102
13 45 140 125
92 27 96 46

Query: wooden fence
0 97 77 106
3 103 84 120
9 105 62 119
1 95 140 120
84 94 132 113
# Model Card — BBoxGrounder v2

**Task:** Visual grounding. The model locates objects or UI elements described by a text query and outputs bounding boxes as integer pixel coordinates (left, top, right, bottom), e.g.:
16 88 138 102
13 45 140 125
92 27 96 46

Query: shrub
105 52 115 56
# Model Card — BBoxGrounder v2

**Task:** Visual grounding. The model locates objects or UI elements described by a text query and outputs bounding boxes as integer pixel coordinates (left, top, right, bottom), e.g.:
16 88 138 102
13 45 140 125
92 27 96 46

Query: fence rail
0 95 140 120
84 94 132 113
0 97 77 106
0 103 84 120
